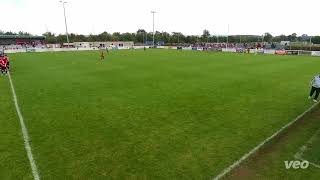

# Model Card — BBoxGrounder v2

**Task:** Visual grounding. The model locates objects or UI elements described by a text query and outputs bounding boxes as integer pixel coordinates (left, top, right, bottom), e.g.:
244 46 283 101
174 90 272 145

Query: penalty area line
213 101 320 180
8 72 40 180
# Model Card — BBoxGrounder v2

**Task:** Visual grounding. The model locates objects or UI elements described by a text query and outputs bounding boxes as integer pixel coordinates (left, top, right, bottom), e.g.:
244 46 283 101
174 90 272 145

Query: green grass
226 105 320 180
0 71 32 179
1 49 320 179
300 130 320 166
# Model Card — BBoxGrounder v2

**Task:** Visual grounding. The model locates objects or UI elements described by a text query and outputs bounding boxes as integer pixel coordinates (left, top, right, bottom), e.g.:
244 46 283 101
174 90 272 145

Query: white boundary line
8 72 40 180
213 101 320 180
294 128 320 168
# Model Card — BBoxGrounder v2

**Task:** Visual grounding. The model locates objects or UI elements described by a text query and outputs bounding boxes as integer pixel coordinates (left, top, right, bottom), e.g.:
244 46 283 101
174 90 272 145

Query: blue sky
2 0 320 36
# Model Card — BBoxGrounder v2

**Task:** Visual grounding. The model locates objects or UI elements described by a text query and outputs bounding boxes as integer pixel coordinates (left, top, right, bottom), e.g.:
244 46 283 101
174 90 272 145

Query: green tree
312 36 320 44
4 31 16 35
291 33 297 41
56 34 67 44
201 29 210 42
171 32 184 44
136 29 146 44
158 31 170 44
112 32 121 41
263 32 273 42
121 33 136 41
278 34 288 41
97 32 112 41
43 32 57 44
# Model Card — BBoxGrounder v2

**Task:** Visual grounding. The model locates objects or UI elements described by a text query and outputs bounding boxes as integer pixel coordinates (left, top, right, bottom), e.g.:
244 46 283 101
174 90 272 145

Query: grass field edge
212 101 320 180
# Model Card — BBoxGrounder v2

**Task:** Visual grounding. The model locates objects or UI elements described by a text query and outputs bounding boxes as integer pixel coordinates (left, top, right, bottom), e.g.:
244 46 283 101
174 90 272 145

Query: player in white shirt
309 75 320 102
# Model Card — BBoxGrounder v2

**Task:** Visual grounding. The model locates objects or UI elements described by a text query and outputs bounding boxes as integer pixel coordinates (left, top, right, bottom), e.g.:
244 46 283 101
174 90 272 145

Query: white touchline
8 72 40 180
213 101 320 180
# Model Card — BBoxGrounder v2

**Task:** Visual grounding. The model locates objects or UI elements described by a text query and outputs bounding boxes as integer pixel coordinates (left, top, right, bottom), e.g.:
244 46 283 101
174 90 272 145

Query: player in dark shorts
309 75 320 103
3 55 9 71
100 50 105 60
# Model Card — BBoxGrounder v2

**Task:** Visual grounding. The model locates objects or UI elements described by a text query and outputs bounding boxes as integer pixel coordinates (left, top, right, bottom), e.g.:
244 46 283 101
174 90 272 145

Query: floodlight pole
226 24 229 49
60 1 70 48
151 11 156 47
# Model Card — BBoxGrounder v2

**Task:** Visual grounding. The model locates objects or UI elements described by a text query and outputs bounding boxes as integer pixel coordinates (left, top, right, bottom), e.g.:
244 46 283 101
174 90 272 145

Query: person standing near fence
309 75 320 103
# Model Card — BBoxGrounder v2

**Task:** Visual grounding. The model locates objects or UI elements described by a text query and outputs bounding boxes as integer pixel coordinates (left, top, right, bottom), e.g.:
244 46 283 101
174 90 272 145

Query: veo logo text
284 160 309 169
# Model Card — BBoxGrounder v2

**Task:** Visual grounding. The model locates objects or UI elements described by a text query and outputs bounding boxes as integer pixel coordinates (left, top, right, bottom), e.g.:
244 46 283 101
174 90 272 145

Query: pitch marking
213 101 319 180
8 72 40 180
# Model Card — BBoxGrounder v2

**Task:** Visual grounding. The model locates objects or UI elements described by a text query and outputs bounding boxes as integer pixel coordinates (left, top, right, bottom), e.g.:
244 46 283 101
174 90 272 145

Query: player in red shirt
0 58 7 75
0 52 9 75
3 55 9 69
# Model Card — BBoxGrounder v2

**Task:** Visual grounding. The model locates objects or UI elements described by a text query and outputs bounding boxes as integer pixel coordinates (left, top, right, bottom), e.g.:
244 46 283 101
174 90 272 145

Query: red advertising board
275 50 287 55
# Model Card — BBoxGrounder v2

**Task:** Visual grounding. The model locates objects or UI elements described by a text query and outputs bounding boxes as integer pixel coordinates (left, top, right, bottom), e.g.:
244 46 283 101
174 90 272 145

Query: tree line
2 30 320 44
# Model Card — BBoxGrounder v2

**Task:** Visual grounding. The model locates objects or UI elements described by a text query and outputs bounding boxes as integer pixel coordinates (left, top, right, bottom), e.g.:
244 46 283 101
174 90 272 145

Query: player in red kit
0 51 9 75
0 58 7 75
3 55 9 70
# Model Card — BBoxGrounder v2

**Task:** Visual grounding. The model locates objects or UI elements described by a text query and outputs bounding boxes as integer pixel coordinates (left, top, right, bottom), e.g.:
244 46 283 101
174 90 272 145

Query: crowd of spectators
2 43 45 50
189 42 285 51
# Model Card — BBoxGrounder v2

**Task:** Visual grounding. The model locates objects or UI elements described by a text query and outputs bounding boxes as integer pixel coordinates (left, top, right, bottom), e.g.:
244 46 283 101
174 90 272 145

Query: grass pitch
1 49 320 179
226 105 320 180
299 129 320 167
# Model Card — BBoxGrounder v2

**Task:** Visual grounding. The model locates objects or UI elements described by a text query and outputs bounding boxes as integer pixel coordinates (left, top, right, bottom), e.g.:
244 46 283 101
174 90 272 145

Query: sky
2 0 320 36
